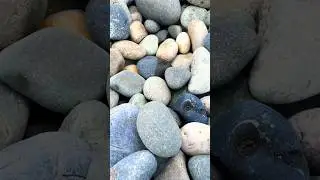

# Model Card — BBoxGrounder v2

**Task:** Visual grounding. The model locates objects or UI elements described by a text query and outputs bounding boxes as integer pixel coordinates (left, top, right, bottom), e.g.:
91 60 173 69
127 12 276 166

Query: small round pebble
110 89 120 108
180 6 207 29
156 30 169 43
181 122 210 155
171 53 193 69
188 155 211 180
112 40 147 60
130 21 148 43
144 19 161 33
188 20 208 51
143 77 171 105
124 64 139 74
129 93 147 108
165 67 191 90
156 38 179 62
137 56 171 79
139 35 159 55
137 101 182 157
176 32 191 54
110 4 130 40
110 48 125 76
110 70 146 97
168 25 183 39
200 96 210 114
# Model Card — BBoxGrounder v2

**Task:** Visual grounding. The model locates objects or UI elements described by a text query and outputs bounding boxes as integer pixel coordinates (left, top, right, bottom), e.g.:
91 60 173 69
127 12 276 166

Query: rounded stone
41 10 91 39
165 67 191 90
0 0 48 50
131 11 143 22
112 40 147 60
156 30 169 43
110 48 125 76
111 150 157 179
139 35 159 55
180 6 207 29
137 101 182 157
156 38 179 62
186 0 210 9
168 25 182 39
110 103 145 166
201 96 210 114
143 77 171 105
203 33 210 50
0 27 107 114
124 64 139 74
110 4 130 41
144 19 161 33
169 108 182 127
181 122 210 155
86 0 108 49
0 83 29 150
171 53 193 70
130 21 148 43
188 47 210 94
205 10 210 26
110 70 146 97
135 0 181 25
176 32 191 54
110 89 120 108
188 155 211 180
129 93 147 108
137 56 171 79
188 20 208 52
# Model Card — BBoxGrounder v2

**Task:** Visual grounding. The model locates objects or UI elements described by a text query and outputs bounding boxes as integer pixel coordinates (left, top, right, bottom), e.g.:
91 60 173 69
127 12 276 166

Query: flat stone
112 40 147 60
137 56 171 79
110 103 145 166
144 19 161 33
137 101 182 157
165 67 191 90
110 48 125 76
176 32 191 54
139 35 159 56
0 27 107 113
188 20 208 51
188 155 211 180
143 77 171 105
180 6 207 28
110 70 145 97
110 89 119 108
129 93 147 108
169 108 182 127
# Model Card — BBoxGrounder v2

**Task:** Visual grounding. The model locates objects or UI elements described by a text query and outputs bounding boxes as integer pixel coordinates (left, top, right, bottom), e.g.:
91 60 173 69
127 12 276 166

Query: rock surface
143 77 171 105
188 155 211 180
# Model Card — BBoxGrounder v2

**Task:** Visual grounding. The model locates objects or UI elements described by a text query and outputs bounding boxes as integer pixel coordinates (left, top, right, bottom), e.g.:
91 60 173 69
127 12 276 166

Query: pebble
59 100 108 160
187 0 210 9
130 21 148 43
212 100 310 179
169 90 208 124
289 108 320 173
205 10 210 26
110 70 145 97
86 0 108 48
180 6 208 29
0 27 107 114
0 83 29 150
169 108 182 127
181 122 210 155
156 38 179 62
165 67 191 90
110 89 120 108
144 19 161 33
111 150 157 180
201 96 210 114
143 77 171 105
129 5 139 13
188 155 211 180
129 93 147 108
0 0 47 49
112 40 146 60
41 10 91 39
110 48 125 76
110 104 145 166
110 4 130 40
155 151 190 180
156 30 169 43
176 32 191 54
188 20 208 52
131 11 143 22
135 0 181 25
137 101 182 157
137 56 171 79
110 0 132 23
168 25 182 39
171 53 193 70
139 35 159 55
124 64 139 74
188 47 210 94
203 33 210 50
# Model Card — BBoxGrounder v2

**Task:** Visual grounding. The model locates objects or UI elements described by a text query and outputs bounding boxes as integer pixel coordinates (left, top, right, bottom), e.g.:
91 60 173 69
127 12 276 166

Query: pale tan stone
110 48 125 76
130 21 148 43
156 38 178 62
112 40 146 60
171 53 193 70
176 32 191 54
188 20 208 52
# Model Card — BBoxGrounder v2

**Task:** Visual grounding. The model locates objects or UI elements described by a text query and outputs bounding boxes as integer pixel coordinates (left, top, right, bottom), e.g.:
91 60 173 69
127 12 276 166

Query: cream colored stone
188 20 208 52
124 64 138 74
143 77 171 105
130 21 148 43
112 40 146 60
156 38 178 62
140 35 159 55
176 32 191 54
171 53 193 70
131 12 143 22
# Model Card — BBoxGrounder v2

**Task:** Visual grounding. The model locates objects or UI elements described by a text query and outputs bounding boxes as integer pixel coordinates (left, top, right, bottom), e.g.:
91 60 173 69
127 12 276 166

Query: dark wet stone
137 56 171 79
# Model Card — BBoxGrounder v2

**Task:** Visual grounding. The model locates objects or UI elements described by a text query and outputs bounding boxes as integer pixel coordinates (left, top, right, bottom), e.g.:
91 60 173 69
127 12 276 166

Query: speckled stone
203 33 210 50
110 4 130 40
165 67 191 90
180 6 207 29
143 77 171 105
168 25 182 39
137 56 171 79
130 21 148 43
169 108 182 127
144 19 161 33
129 93 147 108
110 89 119 108
137 101 182 157
188 155 210 180
112 40 147 60
171 53 193 70
156 30 169 43
156 38 179 62
139 35 159 55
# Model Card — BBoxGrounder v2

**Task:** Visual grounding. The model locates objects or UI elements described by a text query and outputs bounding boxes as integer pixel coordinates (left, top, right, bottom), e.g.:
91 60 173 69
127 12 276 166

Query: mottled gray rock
110 4 130 40
129 93 147 108
188 155 210 180
0 83 29 150
168 25 182 39
165 67 191 90
144 19 161 33
137 56 171 79
136 0 181 25
110 70 145 97
156 30 169 43
180 6 207 28
137 101 182 157
0 27 107 114
110 89 120 108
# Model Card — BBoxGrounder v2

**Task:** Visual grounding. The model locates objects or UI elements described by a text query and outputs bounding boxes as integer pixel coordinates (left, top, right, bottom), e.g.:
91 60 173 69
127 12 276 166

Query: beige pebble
171 53 193 70
188 20 208 52
131 12 143 22
112 40 146 60
201 96 210 114
143 77 171 105
176 32 191 54
130 21 148 43
110 48 125 76
124 64 138 74
156 38 178 62
139 35 159 55
181 122 210 156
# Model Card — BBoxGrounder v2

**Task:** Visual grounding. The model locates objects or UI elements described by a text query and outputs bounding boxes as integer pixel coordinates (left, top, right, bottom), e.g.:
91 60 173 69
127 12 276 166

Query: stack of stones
110 0 210 179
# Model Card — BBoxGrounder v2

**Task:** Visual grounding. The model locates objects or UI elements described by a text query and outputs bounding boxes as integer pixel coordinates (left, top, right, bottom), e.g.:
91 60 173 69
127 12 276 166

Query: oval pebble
137 101 182 157
156 38 179 62
176 32 191 54
165 67 191 90
130 21 148 43
129 93 147 108
124 64 138 74
139 35 159 55
188 20 208 51
144 19 161 33
112 40 146 60
188 155 211 180
143 77 171 105
137 56 171 79
156 30 169 43
181 6 207 29
171 53 193 70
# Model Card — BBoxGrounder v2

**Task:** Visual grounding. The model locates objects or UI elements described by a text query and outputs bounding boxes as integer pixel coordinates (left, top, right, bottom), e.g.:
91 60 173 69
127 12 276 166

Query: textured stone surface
139 35 159 56
112 40 147 60
143 77 171 105
110 4 130 41
144 19 161 33
188 20 208 51
165 67 191 90
180 6 207 28
188 155 211 180
137 56 171 79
